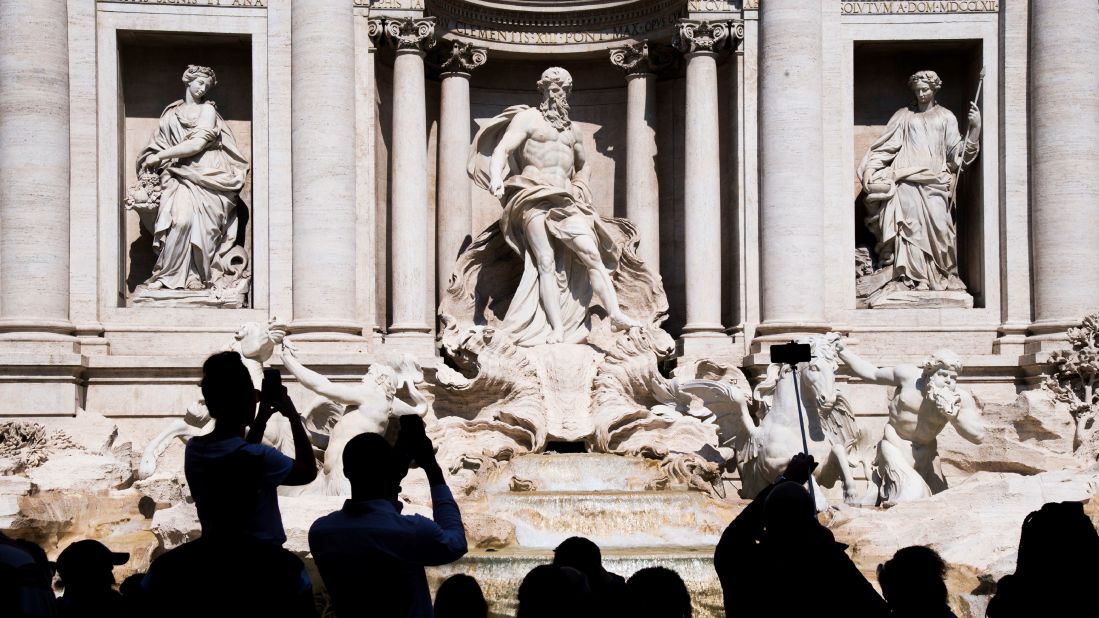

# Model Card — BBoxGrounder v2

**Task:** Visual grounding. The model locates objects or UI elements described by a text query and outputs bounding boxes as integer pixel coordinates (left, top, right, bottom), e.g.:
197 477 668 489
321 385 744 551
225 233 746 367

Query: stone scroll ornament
129 64 251 308
431 67 732 494
855 69 982 309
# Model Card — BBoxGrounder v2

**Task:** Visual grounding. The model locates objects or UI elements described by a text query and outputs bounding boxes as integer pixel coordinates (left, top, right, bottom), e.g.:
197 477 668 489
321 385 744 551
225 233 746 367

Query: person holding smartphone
183 351 317 545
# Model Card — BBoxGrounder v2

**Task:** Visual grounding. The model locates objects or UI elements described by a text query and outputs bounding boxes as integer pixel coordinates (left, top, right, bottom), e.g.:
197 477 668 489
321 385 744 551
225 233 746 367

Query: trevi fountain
1 1 1097 617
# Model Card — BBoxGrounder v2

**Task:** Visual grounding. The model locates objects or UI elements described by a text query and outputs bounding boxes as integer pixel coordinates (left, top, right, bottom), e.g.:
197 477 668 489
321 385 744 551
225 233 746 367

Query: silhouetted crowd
2 351 1097 617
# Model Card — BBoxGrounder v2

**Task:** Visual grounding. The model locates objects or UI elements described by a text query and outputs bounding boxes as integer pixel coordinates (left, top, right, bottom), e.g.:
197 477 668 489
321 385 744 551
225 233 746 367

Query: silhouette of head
517 564 590 618
343 432 402 500
625 566 692 618
553 536 604 581
877 546 949 612
434 573 488 618
200 351 257 431
56 540 128 590
763 481 817 535
1016 501 1099 580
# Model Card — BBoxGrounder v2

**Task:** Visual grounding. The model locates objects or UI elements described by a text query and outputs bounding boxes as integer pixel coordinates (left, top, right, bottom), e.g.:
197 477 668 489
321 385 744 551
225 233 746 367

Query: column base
676 331 735 363
383 330 436 359
992 322 1029 356
0 350 83 416
1024 318 1082 354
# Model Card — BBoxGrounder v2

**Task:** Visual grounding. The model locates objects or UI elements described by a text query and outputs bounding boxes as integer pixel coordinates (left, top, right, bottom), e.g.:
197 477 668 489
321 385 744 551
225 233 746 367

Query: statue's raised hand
967 102 982 135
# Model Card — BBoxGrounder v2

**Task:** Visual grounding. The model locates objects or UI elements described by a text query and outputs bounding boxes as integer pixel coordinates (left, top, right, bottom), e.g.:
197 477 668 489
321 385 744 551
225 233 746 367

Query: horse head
797 334 842 412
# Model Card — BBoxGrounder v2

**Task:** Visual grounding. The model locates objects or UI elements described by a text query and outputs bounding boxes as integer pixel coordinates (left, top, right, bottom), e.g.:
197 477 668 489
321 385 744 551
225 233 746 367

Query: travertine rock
831 467 1099 618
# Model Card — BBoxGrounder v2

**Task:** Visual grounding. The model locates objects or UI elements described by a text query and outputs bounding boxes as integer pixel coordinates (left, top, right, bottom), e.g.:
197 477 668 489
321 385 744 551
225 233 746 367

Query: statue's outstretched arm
281 345 363 406
837 344 901 385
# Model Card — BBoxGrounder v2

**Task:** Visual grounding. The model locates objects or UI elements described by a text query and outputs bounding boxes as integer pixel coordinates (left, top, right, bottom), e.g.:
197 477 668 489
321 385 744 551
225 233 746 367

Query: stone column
756 0 826 339
674 21 729 348
436 42 486 305
386 17 436 340
0 0 71 335
610 42 661 271
291 0 359 334
1028 0 1099 345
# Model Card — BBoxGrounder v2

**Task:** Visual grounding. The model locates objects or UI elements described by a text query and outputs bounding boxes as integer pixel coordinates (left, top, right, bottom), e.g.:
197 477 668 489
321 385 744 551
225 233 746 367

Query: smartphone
261 368 282 397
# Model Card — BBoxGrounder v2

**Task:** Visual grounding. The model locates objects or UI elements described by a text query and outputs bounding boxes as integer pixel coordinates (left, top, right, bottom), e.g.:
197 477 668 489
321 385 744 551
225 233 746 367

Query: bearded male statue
462 67 642 347
836 342 986 504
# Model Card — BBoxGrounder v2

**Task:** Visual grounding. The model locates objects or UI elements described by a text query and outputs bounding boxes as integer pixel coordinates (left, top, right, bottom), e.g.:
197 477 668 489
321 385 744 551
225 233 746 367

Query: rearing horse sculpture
653 334 869 510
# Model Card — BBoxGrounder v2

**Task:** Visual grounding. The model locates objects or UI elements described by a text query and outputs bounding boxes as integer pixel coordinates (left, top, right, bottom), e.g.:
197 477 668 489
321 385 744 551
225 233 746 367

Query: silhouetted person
516 564 591 618
142 533 316 618
625 566 692 618
0 532 56 618
54 540 127 618
185 352 317 545
553 536 625 616
878 546 957 618
434 574 488 618
309 416 467 617
986 500 1099 618
714 454 887 618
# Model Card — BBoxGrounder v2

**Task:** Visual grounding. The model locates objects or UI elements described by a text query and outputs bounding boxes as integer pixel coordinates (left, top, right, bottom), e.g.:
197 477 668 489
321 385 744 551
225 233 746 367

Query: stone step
427 547 722 618
486 490 740 549
479 452 668 493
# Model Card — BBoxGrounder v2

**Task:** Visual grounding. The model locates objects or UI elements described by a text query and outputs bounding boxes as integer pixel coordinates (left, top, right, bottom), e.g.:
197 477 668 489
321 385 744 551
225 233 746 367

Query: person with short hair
552 536 625 616
433 574 488 618
184 351 317 545
309 417 467 617
625 566 692 618
877 546 957 618
0 532 57 618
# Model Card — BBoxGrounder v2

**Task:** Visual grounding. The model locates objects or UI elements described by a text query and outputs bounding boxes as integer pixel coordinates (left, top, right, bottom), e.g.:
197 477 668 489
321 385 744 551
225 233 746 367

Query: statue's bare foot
146 280 164 290
186 277 205 291
546 329 564 344
610 313 641 331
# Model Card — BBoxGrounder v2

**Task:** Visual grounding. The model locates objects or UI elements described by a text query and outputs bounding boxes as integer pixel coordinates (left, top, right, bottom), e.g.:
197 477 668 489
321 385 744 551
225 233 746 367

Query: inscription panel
97 0 266 7
840 1 999 15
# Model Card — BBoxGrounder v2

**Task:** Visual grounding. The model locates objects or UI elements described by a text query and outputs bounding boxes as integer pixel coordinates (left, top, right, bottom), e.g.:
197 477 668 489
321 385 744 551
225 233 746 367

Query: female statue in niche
857 69 981 303
132 64 250 306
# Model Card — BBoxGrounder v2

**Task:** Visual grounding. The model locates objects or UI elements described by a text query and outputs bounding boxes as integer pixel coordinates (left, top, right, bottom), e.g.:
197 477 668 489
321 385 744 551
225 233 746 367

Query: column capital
440 40 487 75
609 40 671 76
673 19 743 55
382 16 437 53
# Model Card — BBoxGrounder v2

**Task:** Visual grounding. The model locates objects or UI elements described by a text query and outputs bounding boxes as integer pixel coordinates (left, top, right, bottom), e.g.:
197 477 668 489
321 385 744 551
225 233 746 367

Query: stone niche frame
823 12 1003 349
92 3 280 354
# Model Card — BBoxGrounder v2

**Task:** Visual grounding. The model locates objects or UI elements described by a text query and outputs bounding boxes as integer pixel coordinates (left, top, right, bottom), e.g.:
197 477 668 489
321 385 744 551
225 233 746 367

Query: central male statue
468 67 640 346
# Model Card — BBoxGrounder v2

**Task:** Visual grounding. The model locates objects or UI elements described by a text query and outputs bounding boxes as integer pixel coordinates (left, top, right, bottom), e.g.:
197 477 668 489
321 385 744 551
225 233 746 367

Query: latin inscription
447 14 679 46
97 0 265 6
840 1 999 14
687 0 737 12
354 0 425 8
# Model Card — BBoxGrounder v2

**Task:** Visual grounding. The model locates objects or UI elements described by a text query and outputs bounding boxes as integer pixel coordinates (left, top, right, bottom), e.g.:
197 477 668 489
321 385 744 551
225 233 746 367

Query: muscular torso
517 110 578 190
888 384 948 445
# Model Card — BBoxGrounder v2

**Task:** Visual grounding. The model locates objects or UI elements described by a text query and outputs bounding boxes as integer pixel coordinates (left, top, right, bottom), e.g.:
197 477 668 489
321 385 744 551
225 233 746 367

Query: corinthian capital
441 40 488 74
673 20 729 55
609 41 658 75
384 17 437 53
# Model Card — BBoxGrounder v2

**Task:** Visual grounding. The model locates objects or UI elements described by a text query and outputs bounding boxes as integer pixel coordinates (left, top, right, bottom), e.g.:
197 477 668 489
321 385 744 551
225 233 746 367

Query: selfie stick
788 363 817 510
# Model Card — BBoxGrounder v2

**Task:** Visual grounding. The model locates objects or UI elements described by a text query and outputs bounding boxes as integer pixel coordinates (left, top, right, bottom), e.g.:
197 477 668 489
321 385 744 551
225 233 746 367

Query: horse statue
653 334 869 510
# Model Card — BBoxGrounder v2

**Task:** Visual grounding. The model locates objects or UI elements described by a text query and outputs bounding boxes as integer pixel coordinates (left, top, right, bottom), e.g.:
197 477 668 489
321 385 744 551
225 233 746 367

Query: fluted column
757 0 826 337
291 0 358 333
674 21 728 341
436 42 486 305
1028 0 1099 345
386 17 436 338
610 42 661 271
0 0 71 334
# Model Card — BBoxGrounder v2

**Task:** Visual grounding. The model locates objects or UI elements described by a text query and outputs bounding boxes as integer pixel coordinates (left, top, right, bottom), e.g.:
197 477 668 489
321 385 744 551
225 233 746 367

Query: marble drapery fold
138 100 249 290
858 104 978 291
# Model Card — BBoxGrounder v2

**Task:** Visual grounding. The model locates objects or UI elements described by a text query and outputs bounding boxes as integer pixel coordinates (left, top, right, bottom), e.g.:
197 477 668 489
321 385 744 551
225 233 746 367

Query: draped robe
138 100 249 290
857 104 978 291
